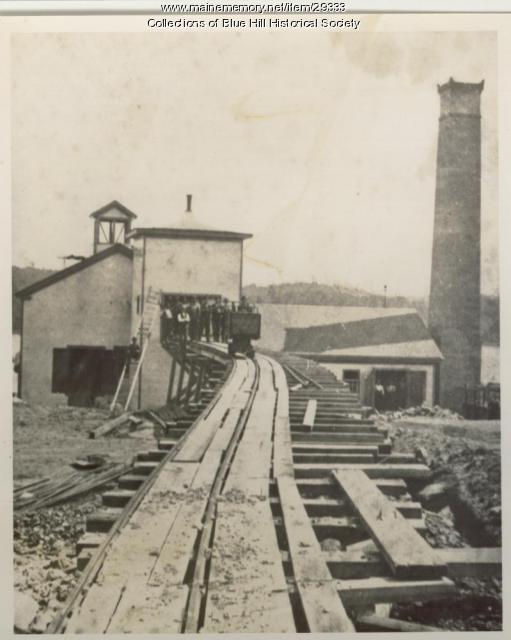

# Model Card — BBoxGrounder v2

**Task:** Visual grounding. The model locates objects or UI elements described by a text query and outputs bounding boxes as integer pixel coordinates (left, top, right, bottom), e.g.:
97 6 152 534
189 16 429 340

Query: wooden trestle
50 345 501 634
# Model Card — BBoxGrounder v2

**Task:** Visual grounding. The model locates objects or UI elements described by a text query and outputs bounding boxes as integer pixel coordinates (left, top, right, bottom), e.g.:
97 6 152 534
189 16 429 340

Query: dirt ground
385 416 502 632
13 402 154 484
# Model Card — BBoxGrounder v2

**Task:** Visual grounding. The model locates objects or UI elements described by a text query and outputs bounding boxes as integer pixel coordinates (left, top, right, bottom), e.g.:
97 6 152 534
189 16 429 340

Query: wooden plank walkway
333 469 447 579
204 499 295 633
223 357 275 497
66 356 253 634
174 359 248 462
204 356 296 632
66 462 199 633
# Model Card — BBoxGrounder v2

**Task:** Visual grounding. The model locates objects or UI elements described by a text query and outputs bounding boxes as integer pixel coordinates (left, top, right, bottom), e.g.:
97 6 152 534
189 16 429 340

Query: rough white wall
143 236 241 300
131 235 242 408
481 345 500 384
21 252 132 405
320 362 435 406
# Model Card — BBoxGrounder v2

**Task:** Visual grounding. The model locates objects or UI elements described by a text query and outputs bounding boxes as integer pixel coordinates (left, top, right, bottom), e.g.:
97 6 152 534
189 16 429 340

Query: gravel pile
374 405 463 421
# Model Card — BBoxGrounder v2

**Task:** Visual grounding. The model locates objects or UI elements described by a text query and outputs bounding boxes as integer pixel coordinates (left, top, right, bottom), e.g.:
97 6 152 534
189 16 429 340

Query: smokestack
428 78 484 412
186 194 192 213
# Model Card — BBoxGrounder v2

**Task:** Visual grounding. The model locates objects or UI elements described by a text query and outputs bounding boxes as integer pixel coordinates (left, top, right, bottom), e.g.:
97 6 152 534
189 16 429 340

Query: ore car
227 311 261 359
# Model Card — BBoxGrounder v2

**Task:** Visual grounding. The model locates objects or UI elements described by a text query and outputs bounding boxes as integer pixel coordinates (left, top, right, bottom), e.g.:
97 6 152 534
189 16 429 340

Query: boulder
418 481 450 505
14 591 39 633
320 538 342 552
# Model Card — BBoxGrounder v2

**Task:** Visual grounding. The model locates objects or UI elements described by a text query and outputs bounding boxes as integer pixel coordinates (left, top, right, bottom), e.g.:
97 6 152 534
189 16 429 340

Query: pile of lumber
14 463 130 512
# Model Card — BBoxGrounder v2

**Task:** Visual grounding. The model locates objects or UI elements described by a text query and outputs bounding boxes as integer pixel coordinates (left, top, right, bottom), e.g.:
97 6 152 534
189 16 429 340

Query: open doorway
374 370 407 411
374 369 426 411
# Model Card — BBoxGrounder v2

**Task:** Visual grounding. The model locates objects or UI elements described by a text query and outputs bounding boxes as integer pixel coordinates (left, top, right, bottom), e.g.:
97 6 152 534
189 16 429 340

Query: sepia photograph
7 8 504 635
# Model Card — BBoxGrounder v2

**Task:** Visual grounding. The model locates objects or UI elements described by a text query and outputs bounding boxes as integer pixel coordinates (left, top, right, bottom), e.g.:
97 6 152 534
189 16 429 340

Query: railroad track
48 346 501 633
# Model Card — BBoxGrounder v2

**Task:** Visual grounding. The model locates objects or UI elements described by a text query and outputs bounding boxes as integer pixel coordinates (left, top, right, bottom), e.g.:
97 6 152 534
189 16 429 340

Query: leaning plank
337 576 456 606
333 469 446 579
355 613 442 632
277 475 354 632
303 399 317 431
89 413 130 439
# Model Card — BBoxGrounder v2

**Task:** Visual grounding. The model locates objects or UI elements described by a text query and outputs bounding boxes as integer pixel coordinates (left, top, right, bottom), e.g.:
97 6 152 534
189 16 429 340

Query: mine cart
227 311 261 358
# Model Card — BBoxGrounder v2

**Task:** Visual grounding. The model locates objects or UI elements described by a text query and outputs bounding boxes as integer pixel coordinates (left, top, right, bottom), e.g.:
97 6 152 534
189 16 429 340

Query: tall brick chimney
429 78 484 412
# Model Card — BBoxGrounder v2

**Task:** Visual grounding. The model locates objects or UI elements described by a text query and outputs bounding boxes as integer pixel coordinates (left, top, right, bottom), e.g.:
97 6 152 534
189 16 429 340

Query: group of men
160 296 255 345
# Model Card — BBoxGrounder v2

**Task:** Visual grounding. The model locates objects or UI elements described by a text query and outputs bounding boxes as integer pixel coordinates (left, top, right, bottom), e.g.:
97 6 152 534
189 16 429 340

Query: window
343 369 360 394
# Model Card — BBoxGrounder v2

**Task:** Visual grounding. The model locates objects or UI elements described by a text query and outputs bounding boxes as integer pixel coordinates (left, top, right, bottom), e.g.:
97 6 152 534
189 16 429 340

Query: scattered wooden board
89 413 130 439
303 399 317 430
333 470 446 579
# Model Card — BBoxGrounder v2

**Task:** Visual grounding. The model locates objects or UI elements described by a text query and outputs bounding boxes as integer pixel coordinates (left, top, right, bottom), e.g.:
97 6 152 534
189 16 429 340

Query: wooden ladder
109 287 161 413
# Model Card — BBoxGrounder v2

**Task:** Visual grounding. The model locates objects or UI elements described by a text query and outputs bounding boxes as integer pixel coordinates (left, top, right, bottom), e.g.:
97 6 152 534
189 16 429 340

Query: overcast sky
11 29 498 297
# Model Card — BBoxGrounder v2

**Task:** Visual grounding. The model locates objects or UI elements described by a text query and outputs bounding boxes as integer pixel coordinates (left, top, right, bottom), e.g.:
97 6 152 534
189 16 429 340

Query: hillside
244 282 427 317
12 271 499 346
243 282 499 345
12 266 57 333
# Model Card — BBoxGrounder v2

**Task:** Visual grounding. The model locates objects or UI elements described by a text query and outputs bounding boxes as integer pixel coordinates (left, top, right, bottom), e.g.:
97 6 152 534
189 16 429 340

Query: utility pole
383 285 387 308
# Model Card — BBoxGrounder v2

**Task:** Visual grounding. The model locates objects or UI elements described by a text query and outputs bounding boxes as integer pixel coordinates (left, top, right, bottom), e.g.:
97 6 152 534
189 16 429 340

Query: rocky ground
385 416 502 632
14 495 103 633
13 401 157 633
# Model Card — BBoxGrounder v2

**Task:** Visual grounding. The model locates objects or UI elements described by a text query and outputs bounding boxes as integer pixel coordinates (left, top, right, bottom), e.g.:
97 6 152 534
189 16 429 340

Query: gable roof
127 227 252 242
16 244 132 299
284 312 433 353
321 339 443 360
89 200 138 220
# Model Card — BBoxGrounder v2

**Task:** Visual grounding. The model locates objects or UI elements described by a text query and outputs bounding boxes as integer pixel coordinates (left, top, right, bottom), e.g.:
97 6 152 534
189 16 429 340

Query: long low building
255 303 443 410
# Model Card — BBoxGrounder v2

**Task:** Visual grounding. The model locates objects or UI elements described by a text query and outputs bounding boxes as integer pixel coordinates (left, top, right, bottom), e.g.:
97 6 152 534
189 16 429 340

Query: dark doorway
374 369 408 411
52 346 125 407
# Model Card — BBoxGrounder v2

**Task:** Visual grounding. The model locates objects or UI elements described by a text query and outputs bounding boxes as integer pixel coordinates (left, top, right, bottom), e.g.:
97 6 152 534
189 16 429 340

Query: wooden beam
355 613 443 632
437 547 502 578
294 463 431 479
326 545 502 580
277 475 355 632
337 576 456 606
89 413 130 439
333 470 446 579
